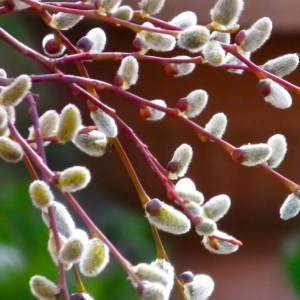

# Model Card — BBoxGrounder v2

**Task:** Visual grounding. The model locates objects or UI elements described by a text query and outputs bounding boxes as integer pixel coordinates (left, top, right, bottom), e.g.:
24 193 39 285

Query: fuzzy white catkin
0 106 7 129
133 263 170 287
239 17 272 53
280 193 300 220
90 109 118 138
73 128 107 157
175 178 204 204
0 74 31 107
28 110 59 148
139 0 165 15
202 230 240 254
151 259 174 294
144 99 167 121
85 27 107 53
57 104 82 144
261 54 299 78
185 89 208 118
112 5 133 21
59 229 89 264
47 231 68 266
210 31 231 44
29 180 54 210
210 0 244 27
237 143 272 166
50 13 83 30
100 0 122 13
203 194 231 221
183 274 215 300
29 275 59 300
58 166 91 193
168 143 193 179
169 11 197 29
204 112 227 139
145 199 191 234
117 56 139 89
195 218 217 236
79 238 110 277
202 40 226 66
263 79 292 109
177 26 210 53
139 23 176 52
42 201 76 238
266 134 287 168
0 136 24 163
170 56 195 77
141 281 168 300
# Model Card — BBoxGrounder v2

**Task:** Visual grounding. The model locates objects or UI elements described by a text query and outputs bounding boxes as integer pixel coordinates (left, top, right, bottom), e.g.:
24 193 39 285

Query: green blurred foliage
282 232 300 297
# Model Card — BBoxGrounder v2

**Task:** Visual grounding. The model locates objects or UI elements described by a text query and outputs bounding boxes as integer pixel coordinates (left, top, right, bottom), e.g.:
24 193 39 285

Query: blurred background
1 0 300 299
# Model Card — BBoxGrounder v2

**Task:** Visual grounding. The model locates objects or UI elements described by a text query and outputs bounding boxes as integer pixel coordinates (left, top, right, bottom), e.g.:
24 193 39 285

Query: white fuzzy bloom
175 178 204 204
195 218 217 236
145 198 191 234
183 273 215 300
210 31 231 44
58 166 91 193
151 259 174 295
85 27 107 53
141 281 168 300
112 5 133 21
50 13 84 30
117 56 139 89
28 110 59 148
0 74 31 107
0 106 7 130
42 34 66 58
143 99 167 121
29 275 59 300
79 238 110 277
202 40 226 66
266 134 287 168
73 127 107 157
261 54 299 78
57 104 82 144
182 89 208 118
139 0 165 15
263 79 292 109
239 17 272 53
0 136 23 163
210 0 244 28
59 229 89 265
204 112 227 139
169 11 197 29
47 231 69 267
90 109 118 138
280 193 300 220
42 201 76 238
202 230 240 254
234 143 272 167
169 56 196 77
168 143 193 180
133 263 170 287
100 0 122 13
29 180 54 210
177 26 210 53
139 23 176 52
203 194 231 221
